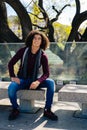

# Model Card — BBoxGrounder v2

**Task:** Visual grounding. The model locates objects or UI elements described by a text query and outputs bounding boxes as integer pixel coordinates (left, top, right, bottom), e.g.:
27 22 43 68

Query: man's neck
31 46 40 54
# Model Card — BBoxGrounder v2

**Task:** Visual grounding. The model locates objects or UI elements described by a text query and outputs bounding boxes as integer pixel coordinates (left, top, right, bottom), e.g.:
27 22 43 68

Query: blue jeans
8 78 55 110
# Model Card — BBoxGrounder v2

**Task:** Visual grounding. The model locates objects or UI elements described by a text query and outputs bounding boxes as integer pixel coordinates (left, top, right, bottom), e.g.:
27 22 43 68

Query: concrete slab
58 84 87 103
58 84 87 119
0 81 46 113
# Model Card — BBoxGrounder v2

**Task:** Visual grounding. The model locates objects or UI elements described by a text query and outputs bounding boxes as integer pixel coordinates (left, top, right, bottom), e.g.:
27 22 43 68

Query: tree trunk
1 0 32 42
0 2 21 42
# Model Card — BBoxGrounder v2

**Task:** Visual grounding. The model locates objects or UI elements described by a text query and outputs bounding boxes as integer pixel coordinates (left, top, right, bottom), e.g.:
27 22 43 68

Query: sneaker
44 109 58 121
8 108 20 120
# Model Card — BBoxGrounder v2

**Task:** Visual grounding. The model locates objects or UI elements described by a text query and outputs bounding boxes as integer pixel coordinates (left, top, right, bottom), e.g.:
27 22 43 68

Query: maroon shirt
8 47 50 83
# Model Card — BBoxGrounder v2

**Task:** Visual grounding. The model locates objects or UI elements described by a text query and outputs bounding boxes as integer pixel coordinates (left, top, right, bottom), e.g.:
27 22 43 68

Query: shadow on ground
0 104 87 130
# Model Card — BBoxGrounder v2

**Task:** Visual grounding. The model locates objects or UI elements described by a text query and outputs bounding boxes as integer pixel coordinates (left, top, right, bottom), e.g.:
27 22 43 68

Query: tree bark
0 0 32 42
0 2 21 42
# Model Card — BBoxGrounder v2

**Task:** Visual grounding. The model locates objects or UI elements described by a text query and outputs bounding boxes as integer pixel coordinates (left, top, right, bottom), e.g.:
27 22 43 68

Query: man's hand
30 80 40 89
11 77 20 84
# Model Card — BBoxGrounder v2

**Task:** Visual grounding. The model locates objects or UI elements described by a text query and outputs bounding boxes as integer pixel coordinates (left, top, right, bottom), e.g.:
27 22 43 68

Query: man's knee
8 82 18 96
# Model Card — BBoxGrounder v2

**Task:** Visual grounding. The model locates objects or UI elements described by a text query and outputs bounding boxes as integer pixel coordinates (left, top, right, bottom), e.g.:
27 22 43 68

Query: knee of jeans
47 79 55 92
8 87 13 98
8 82 17 97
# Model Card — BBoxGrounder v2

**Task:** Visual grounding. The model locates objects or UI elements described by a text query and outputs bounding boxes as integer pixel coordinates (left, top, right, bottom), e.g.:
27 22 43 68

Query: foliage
53 22 71 42
8 15 71 43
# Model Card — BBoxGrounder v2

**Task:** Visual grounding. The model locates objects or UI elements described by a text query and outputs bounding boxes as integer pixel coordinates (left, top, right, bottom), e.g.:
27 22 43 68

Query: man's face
32 34 42 47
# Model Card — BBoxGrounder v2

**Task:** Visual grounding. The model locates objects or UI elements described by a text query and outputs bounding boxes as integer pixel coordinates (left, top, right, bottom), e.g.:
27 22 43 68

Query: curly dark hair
25 30 50 50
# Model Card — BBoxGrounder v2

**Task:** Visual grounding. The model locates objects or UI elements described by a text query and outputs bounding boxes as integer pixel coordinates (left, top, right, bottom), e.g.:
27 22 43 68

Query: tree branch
33 23 47 29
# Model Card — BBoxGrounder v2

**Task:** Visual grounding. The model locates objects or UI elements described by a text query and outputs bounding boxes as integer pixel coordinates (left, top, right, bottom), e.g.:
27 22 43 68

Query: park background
0 0 87 87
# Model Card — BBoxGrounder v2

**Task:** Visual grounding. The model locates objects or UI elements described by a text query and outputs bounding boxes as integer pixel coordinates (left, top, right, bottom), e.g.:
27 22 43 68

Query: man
8 30 58 121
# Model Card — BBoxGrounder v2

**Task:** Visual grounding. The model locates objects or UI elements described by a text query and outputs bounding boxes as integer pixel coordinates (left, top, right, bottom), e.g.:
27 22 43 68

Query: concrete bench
0 81 46 113
58 84 87 119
